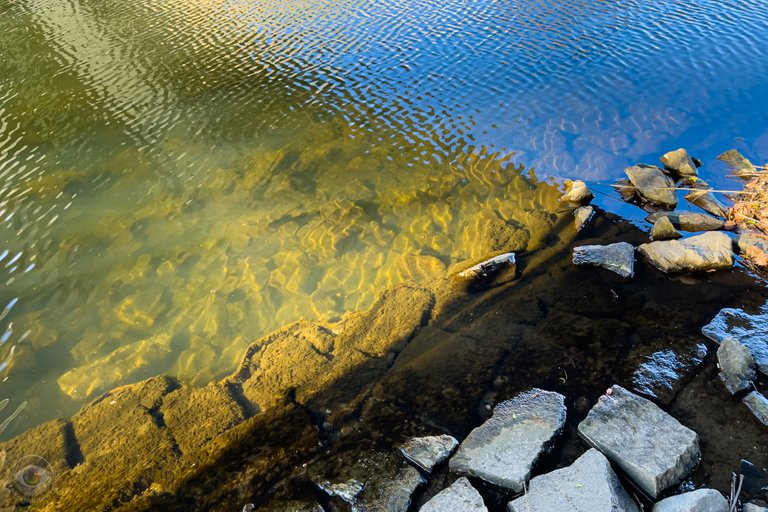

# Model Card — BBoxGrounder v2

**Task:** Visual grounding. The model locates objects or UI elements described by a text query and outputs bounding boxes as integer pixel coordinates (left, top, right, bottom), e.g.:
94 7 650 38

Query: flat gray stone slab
450 388 566 492
578 385 700 498
652 489 728 512
507 449 639 512
400 434 458 473
638 231 733 273
702 301 768 375
646 212 724 232
573 242 635 278
717 337 756 394
421 477 487 512
743 391 768 427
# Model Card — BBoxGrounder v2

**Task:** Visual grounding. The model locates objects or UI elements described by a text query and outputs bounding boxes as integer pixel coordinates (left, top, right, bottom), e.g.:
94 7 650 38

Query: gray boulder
560 180 594 204
450 389 566 493
717 149 756 179
572 242 635 278
652 489 728 512
646 212 725 232
660 148 698 177
399 434 458 473
625 165 677 208
717 338 756 394
703 302 768 375
744 502 768 512
637 232 733 273
574 206 595 232
507 449 639 512
578 385 700 498
743 391 768 427
421 477 487 512
651 216 682 241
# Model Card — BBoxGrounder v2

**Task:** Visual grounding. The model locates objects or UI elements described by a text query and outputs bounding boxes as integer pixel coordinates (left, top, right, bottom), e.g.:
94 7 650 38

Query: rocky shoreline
1 151 768 511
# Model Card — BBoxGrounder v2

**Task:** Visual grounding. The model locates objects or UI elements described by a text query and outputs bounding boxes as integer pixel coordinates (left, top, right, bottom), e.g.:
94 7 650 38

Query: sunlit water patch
0 0 767 437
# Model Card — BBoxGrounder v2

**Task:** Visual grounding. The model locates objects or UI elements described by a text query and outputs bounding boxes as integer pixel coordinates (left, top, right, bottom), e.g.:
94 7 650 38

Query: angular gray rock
743 391 768 427
507 449 639 512
717 338 756 394
574 206 595 232
717 149 756 179
652 489 728 512
578 385 700 498
399 434 458 473
560 180 594 204
703 302 768 375
450 389 566 493
421 477 487 512
625 165 677 208
684 189 727 218
572 242 635 278
744 502 768 512
646 212 725 232
660 148 698 177
637 231 733 273
651 216 682 241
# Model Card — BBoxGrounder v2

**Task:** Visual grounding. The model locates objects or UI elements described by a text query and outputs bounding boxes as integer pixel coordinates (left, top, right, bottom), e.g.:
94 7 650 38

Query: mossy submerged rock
578 385 700 498
572 242 635 278
449 389 566 493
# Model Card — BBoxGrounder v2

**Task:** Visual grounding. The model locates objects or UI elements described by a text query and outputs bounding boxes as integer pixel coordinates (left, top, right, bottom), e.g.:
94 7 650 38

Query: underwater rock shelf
2 160 768 512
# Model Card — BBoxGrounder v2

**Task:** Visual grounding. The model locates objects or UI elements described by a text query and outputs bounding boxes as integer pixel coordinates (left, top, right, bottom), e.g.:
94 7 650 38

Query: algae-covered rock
57 334 172 400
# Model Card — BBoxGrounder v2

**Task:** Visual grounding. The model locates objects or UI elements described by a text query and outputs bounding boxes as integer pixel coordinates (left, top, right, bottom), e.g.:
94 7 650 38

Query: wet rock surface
638 231 733 273
454 252 517 290
625 165 678 208
745 502 768 512
652 489 728 512
560 180 594 204
717 337 756 395
646 212 725 232
651 216 682 240
578 385 700 498
507 449 639 512
660 148 698 177
703 301 768 375
420 477 487 512
399 434 458 473
572 242 635 278
574 205 595 232
718 149 757 178
449 389 566 492
743 391 768 427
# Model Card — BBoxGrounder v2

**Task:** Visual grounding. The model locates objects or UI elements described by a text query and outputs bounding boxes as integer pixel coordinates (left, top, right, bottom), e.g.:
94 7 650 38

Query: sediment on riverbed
1 172 767 512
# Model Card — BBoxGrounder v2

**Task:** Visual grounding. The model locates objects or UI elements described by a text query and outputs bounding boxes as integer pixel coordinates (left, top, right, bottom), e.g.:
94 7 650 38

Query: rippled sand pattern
0 0 767 434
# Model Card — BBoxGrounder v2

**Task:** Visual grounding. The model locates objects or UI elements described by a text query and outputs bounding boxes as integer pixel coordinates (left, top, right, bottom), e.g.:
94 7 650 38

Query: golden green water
0 0 574 438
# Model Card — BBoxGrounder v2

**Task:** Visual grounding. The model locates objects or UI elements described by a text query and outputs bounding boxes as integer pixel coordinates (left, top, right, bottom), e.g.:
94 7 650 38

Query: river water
0 0 767 438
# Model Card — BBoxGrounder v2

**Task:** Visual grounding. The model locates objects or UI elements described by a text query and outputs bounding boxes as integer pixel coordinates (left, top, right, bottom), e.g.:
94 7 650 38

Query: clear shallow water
0 0 767 437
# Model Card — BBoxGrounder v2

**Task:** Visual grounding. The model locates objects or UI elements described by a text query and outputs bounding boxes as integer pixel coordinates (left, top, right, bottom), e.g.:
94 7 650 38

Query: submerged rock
454 252 517 290
578 385 700 498
421 477 487 512
652 488 728 512
646 212 725 232
625 165 677 208
738 233 768 266
702 302 768 375
717 338 756 395
507 449 639 512
399 434 458 473
450 389 566 493
717 149 757 179
651 216 682 241
637 231 733 273
560 180 594 204
743 391 768 427
684 189 728 218
660 148 698 177
574 205 595 232
572 242 635 278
